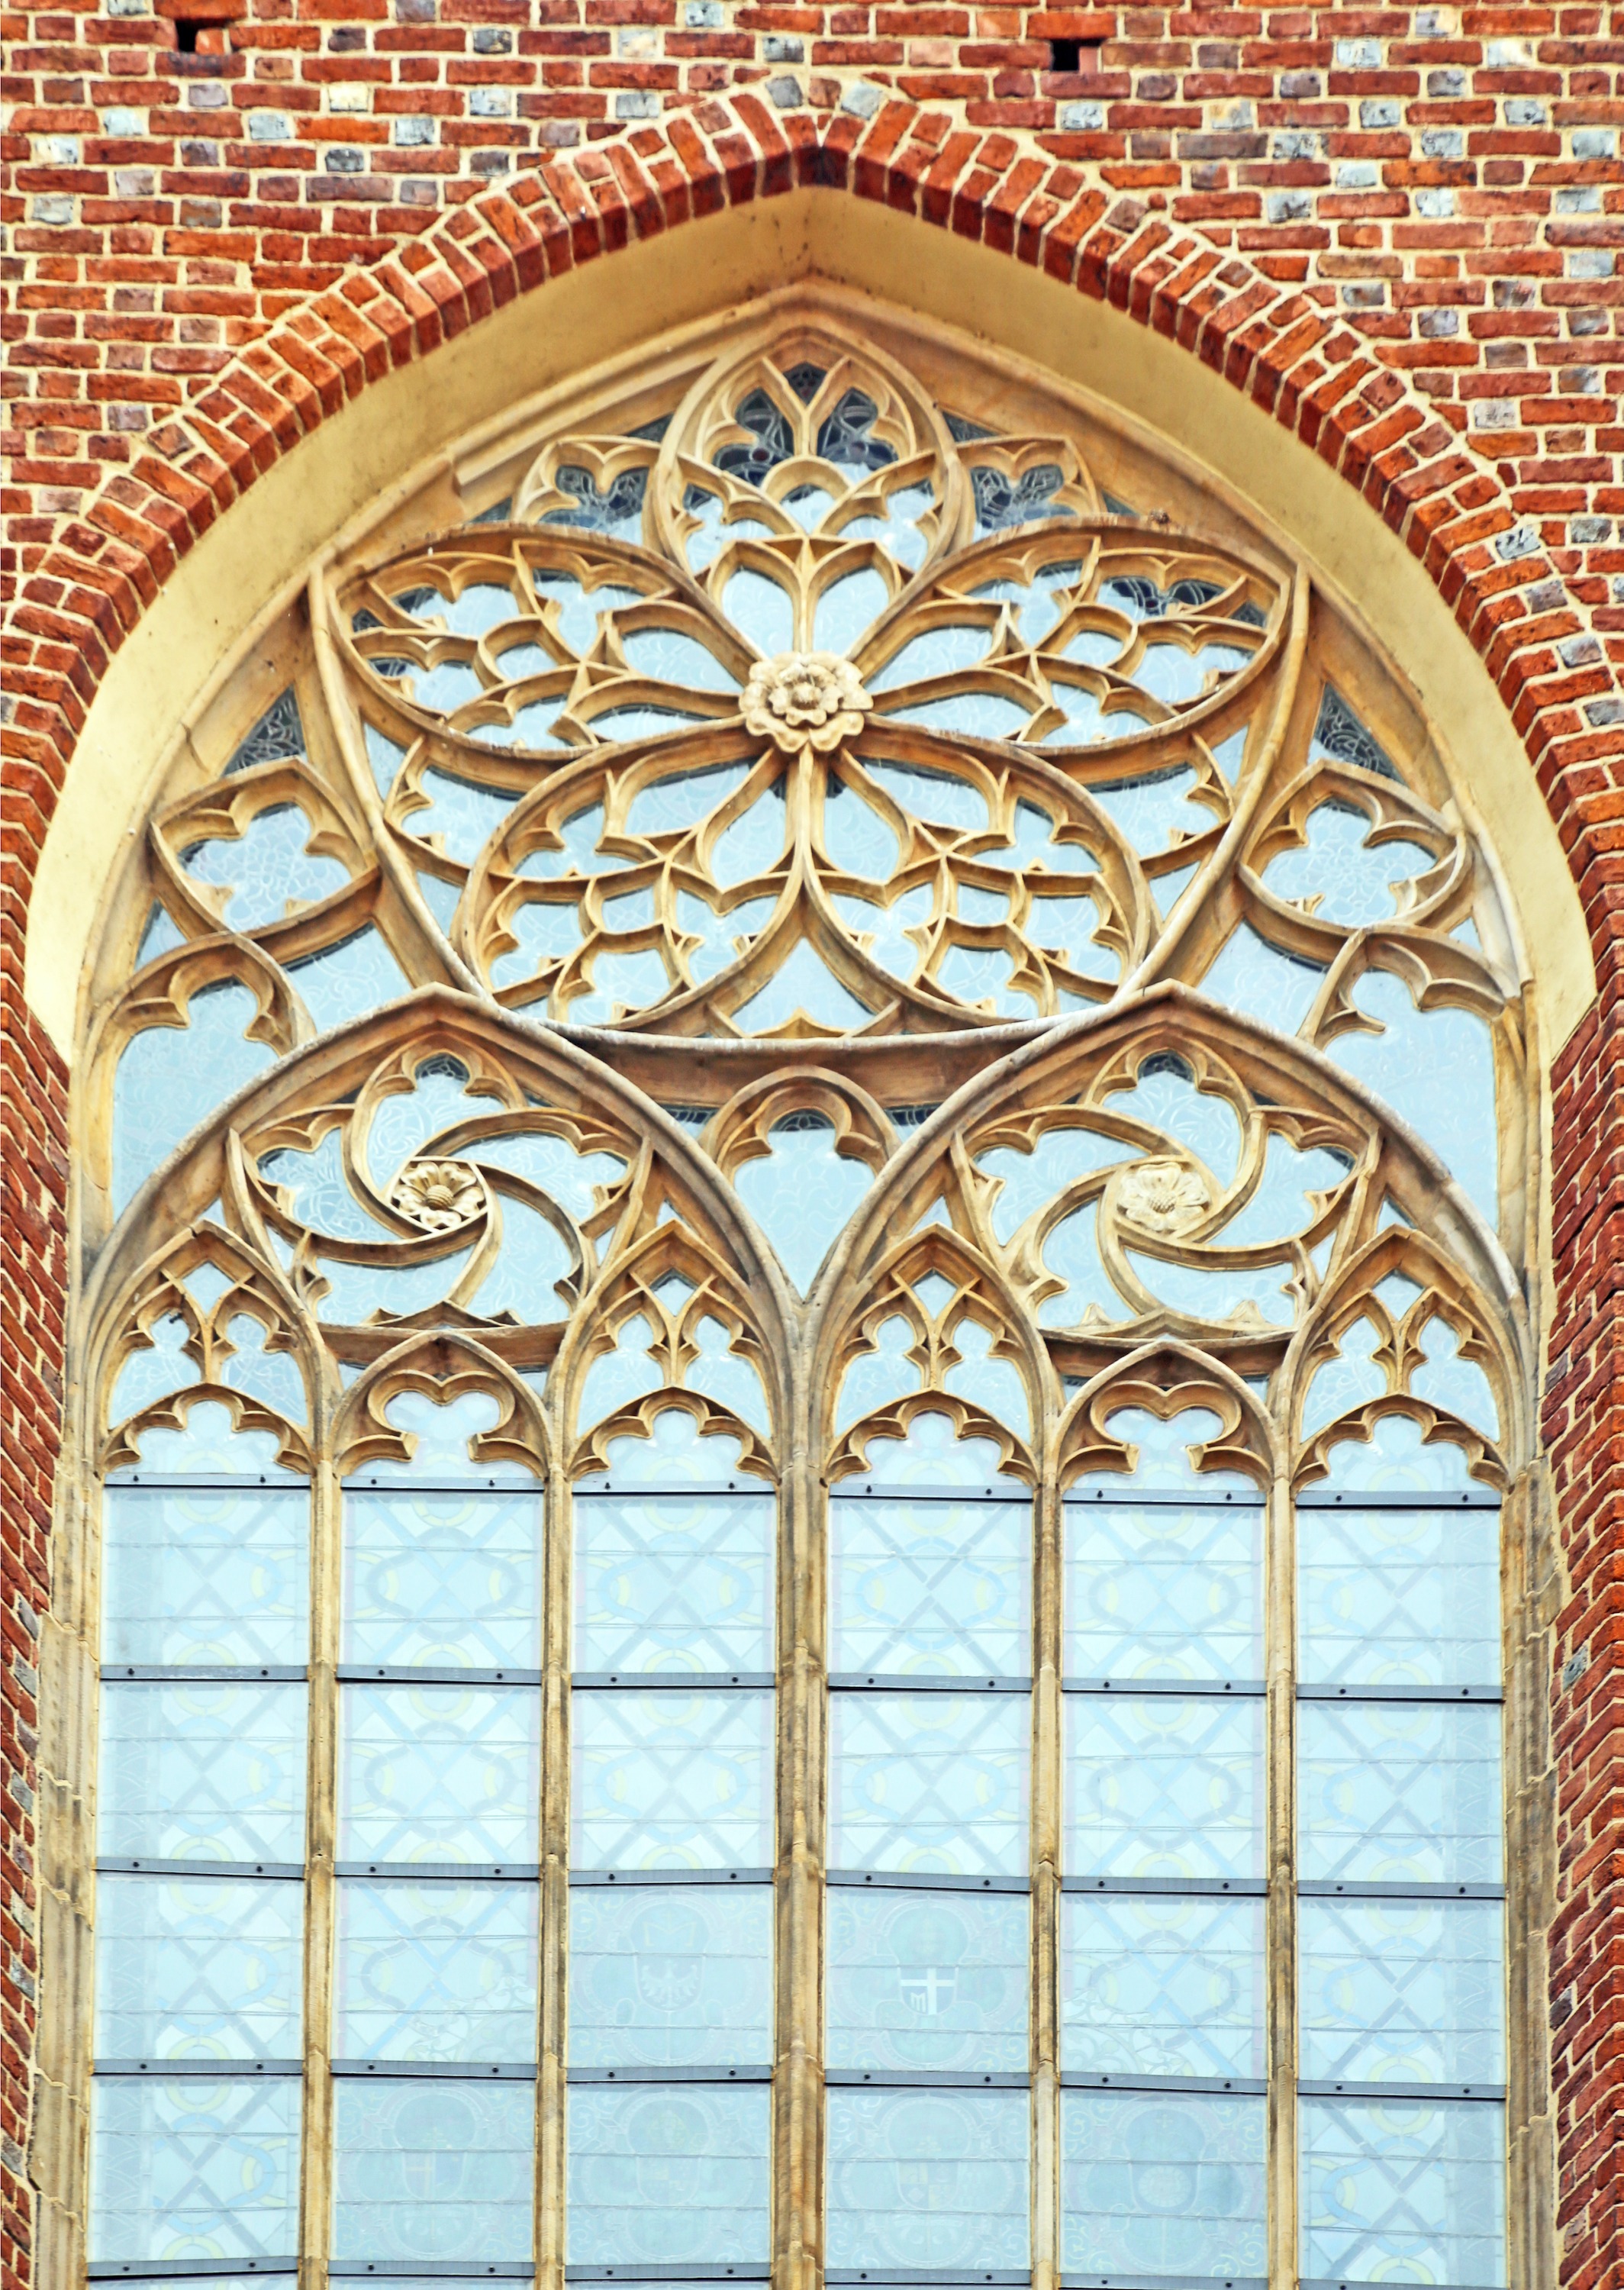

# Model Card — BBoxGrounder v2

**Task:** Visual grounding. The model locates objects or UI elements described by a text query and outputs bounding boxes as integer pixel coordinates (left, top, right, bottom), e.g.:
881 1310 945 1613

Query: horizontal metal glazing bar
828 1869 1030 1894
1064 1678 1265 1698
98 1857 303 1880
89 2266 295 2281
335 1861 540 1882
332 2268 537 2282
1296 1682 1502 1702
1298 1881 1506 1900
1297 2080 1506 2102
831 1486 1032 1506
574 1482 774 1500
566 2269 772 2283
569 1867 774 1887
828 1673 1031 1694
827 2273 1031 2287
337 1664 543 1685
571 1672 775 1691
330 2060 536 2079
826 2069 1028 2088
1295 1490 1500 1510
1059 2072 1267 2095
1062 1876 1266 1897
567 2065 772 2084
346 1479 542 1496
1062 1491 1264 1509
1060 2275 1268 2290
1298 2281 1506 2290
94 2059 303 2077
101 1664 308 1682
108 1476 308 1492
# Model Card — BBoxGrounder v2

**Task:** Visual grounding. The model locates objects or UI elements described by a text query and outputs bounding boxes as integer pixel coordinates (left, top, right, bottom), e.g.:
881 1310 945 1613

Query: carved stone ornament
742 651 872 752
1116 1156 1212 1236
390 1157 485 1232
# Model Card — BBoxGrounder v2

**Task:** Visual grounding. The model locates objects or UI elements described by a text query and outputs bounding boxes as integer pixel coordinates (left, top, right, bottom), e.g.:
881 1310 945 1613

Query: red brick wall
5 8 1623 2284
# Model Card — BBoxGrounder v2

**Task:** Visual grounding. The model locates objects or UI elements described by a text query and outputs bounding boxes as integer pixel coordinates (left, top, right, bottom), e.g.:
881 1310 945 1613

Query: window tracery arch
66 292 1539 2290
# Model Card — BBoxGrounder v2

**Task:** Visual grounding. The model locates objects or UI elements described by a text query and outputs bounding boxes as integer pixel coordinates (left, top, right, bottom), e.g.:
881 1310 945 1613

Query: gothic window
73 302 1532 2290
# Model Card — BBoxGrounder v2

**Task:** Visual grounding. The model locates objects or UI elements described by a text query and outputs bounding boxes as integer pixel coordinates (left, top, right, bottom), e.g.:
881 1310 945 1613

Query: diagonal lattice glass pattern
81 302 1532 2288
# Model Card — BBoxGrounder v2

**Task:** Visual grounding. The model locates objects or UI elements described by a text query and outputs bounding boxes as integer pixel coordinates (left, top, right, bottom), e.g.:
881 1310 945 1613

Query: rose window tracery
73 302 1532 2290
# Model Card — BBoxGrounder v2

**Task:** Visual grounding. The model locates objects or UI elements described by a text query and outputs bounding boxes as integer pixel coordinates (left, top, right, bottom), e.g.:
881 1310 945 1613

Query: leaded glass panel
94 1874 303 2063
331 2076 536 2263
90 2076 302 2264
830 1495 1030 1677
342 1486 543 1669
566 2083 771 2265
1300 2097 1505 2288
337 1684 541 1866
1061 1892 1265 2079
1061 2088 1268 2278
102 1483 309 1669
826 2085 1030 2270
1065 1693 1265 1882
99 1682 308 1866
830 1691 1029 1877
571 1688 774 1870
567 1883 773 2066
1298 1701 1503 1888
334 1879 539 2062
1299 1897 1505 2085
826 1888 1028 2072
573 1488 773 1672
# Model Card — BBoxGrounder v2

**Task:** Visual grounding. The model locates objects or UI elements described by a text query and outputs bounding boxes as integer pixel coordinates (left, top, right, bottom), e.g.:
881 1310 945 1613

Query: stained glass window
79 307 1532 2288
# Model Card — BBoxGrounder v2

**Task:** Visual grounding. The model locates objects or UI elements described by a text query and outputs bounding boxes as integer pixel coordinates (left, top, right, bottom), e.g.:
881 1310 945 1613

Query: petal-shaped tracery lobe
733 1114 875 1294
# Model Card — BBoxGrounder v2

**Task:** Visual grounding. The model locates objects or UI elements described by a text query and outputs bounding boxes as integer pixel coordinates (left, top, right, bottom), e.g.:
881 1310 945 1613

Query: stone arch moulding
13 152 1610 2290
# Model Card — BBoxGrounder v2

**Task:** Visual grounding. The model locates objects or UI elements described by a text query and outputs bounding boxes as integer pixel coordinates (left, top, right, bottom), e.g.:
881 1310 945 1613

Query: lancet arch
35 273 1567 2290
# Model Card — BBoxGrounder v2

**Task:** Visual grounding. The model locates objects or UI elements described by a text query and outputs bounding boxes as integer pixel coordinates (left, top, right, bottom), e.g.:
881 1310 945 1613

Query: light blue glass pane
369 1388 534 1483
94 1873 302 2061
214 1315 305 1424
978 1127 1127 1243
782 483 835 528
935 943 1039 1018
624 762 749 840
942 1320 1031 1440
1129 637 1252 708
365 1056 492 1188
862 758 991 834
90 2076 301 2263
408 769 515 865
598 1407 756 1485
466 1195 572 1320
338 1684 540 1866
259 1128 384 1242
1062 627 1125 668
334 1879 537 2062
835 1314 922 1431
852 1408 1025 1492
869 624 991 690
1065 1498 1262 1681
826 1888 1027 2071
1107 1055 1242 1185
364 722 407 796
398 580 517 636
1321 1409 1483 1495
1411 1317 1500 1437
1037 1205 1124 1326
832 1496 1030 1676
408 657 485 714
1299 1701 1503 1886
137 903 186 967
733 938 873 1034
959 885 1010 924
1062 2088 1266 2279
1300 1897 1505 2084
1265 802 1435 925
834 884 933 979
114 986 272 1213
568 1883 772 2066
1126 1248 1298 1327
1220 1134 1351 1245
1301 1317 1387 1437
182 805 349 930
1299 1503 1501 1691
569 947 672 1023
826 2085 1029 2270
1300 2098 1505 2288
1329 968 1499 1224
575 1492 772 1671
576 1312 662 1433
685 1314 772 1433
488 895 583 986
99 1682 306 1864
816 566 891 653
678 889 775 977
1077 1405 1255 1494
314 1247 472 1326
721 567 794 654
733 1114 873 1292
829 1691 1028 1876
1088 766 1208 852
342 1488 543 1668
466 1130 626 1223
1062 1893 1265 2078
104 1486 308 1669
840 482 933 570
889 689 1030 738
572 1689 773 1869
972 558 1081 643
567 2082 769 2265
1065 1695 1263 1882
1030 889 1118 979
822 771 900 879
714 789 792 895
683 494 775 569
620 626 738 691
1042 679 1158 744
519 802 627 879
594 702 709 742
331 2077 534 2263
114 1402 299 1479
533 572 643 653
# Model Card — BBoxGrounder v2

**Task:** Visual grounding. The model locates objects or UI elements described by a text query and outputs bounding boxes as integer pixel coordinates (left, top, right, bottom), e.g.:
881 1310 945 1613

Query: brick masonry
3 6 1623 2285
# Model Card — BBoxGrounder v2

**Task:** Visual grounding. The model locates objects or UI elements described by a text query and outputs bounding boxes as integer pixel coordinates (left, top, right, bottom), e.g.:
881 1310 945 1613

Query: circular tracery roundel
77 295 1534 2290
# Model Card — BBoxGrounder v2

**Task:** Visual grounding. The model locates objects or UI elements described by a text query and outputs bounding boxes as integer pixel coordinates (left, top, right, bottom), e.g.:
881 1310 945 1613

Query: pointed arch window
70 299 1534 2290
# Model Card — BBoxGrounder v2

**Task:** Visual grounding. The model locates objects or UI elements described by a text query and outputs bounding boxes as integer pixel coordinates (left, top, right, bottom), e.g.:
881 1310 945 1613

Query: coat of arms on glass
76 299 1529 2290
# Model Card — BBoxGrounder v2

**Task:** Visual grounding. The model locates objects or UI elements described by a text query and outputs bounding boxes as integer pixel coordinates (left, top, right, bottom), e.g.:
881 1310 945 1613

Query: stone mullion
536 1450 573 2290
298 1447 343 2290
1265 1463 1297 2290
774 1345 824 2290
1030 1466 1063 2290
